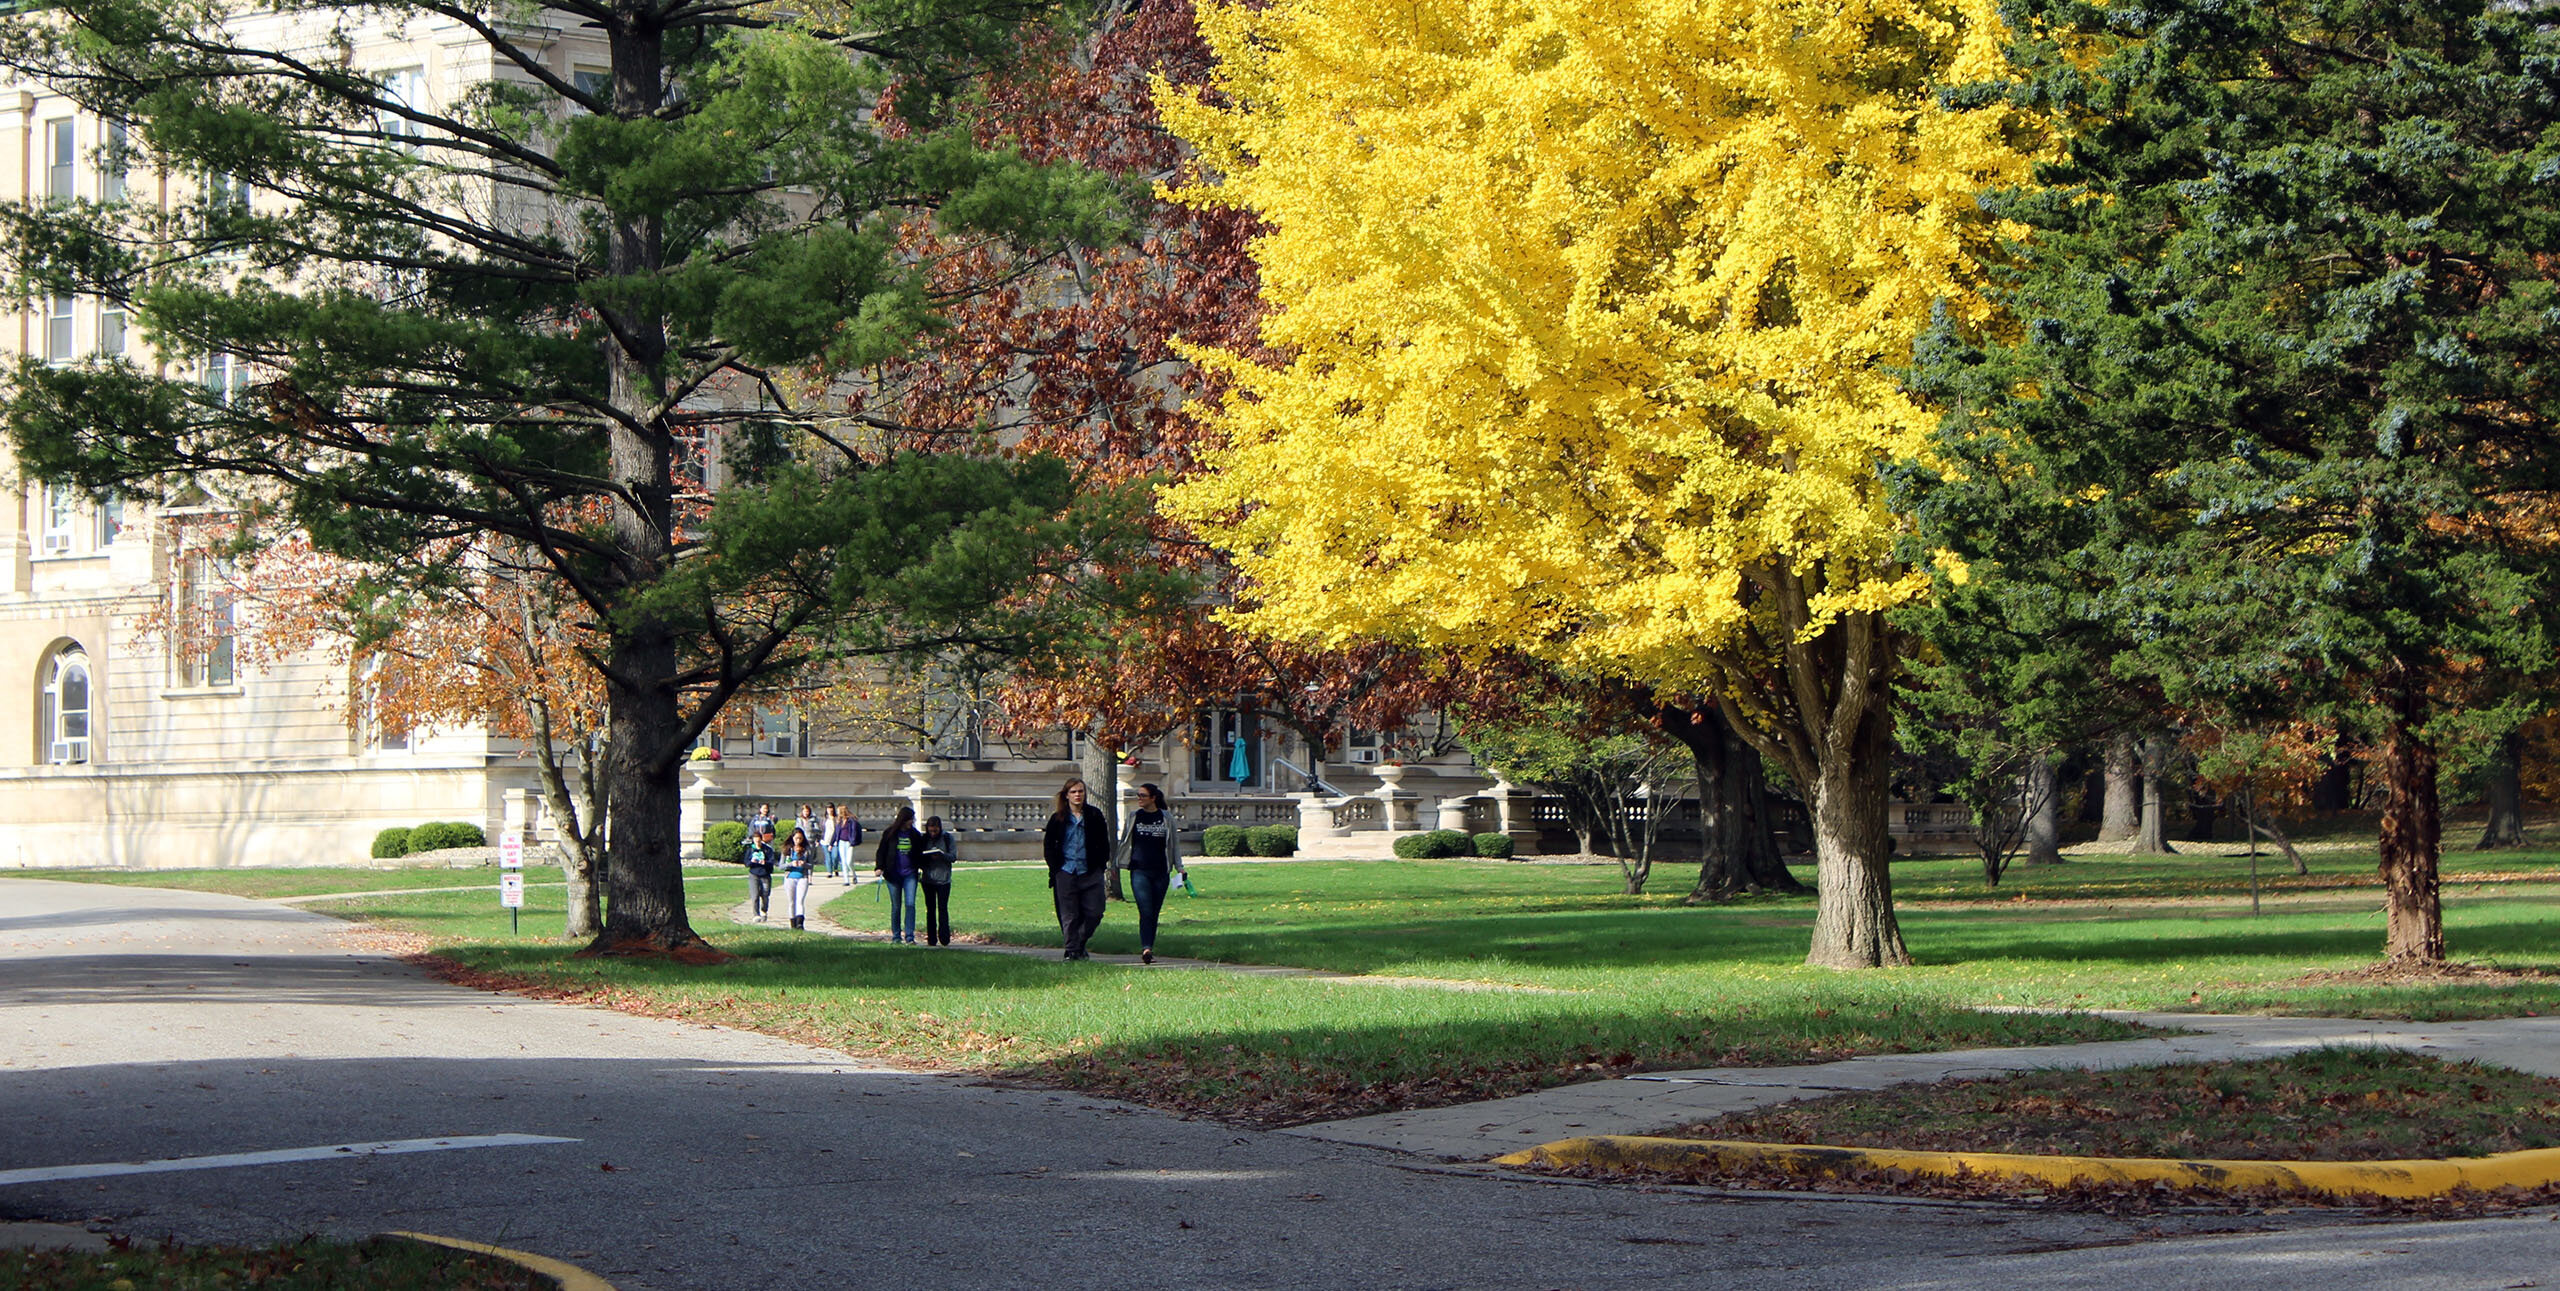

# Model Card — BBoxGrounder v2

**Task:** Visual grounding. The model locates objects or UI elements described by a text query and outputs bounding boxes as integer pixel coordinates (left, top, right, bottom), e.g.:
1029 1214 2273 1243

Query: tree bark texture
1805 719 1905 967
2376 685 2446 963
2022 756 2064 865
2133 733 2176 855
2099 732 2141 842
1659 704 1802 901
2478 729 2525 850
525 690 603 940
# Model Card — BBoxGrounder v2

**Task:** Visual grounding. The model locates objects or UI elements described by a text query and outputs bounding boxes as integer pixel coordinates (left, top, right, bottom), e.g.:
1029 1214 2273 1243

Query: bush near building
1473 832 1515 858
1247 825 1298 857
408 821 489 851
1201 825 1250 856
704 821 748 860
371 827 414 859
1393 829 1472 859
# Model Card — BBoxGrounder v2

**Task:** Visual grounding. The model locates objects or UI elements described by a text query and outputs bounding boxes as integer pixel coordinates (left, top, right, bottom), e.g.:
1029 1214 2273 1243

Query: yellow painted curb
377 1231 617 1291
1493 1136 2560 1200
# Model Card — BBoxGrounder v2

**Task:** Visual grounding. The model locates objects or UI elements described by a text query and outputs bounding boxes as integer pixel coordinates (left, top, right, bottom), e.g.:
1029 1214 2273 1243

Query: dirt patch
2287 961 2560 988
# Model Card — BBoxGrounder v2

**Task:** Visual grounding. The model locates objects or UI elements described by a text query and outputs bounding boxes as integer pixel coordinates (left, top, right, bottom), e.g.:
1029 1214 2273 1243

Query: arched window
41 645 91 765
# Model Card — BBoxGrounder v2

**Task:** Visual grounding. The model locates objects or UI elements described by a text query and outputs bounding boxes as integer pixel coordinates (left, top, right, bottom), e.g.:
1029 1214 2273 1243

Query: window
101 122 127 203
355 655 409 751
93 492 122 547
377 66 427 144
44 294 74 363
571 68 611 112
97 302 124 356
752 707 801 757
176 552 237 688
39 485 76 556
41 645 91 764
204 351 248 404
205 171 249 209
45 117 73 203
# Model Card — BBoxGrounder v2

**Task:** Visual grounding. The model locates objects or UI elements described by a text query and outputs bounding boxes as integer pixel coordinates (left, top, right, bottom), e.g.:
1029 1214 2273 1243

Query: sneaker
1140 948 1154 965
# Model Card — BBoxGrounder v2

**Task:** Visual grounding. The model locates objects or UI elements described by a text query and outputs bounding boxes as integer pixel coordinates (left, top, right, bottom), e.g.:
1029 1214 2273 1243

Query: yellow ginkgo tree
1158 0 2039 966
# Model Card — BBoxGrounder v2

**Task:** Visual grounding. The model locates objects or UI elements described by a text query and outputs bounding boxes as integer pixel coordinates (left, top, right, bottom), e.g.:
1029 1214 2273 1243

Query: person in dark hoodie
1043 779 1111 961
874 805 923 945
915 815 958 947
732 823 780 923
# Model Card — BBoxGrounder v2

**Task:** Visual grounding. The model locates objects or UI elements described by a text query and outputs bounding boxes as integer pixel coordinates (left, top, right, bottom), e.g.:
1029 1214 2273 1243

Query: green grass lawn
276 843 2560 1125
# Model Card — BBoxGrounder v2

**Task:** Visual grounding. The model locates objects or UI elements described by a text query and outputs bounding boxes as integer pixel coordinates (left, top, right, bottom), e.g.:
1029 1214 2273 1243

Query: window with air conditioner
40 486 76 555
753 707 801 757
377 66 427 145
41 646 92 764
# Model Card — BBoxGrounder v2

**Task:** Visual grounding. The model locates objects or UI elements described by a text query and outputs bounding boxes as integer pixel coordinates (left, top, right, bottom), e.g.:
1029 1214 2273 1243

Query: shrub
408 820 488 851
704 821 747 860
1392 829 1470 859
1246 825 1298 857
1472 831 1515 859
1201 824 1250 856
370 827 413 859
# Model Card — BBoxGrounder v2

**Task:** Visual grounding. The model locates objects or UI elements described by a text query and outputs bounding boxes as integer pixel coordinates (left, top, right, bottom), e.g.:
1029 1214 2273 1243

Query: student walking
832 806 865 885
1044 779 1110 961
874 806 923 945
1117 783 1182 965
734 823 780 922
916 816 957 947
781 827 819 930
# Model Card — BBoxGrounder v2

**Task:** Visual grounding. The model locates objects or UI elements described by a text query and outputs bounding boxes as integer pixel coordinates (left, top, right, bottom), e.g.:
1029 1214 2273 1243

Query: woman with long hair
1116 783 1182 964
874 805 923 944
780 826 819 930
916 815 958 947
1043 779 1112 960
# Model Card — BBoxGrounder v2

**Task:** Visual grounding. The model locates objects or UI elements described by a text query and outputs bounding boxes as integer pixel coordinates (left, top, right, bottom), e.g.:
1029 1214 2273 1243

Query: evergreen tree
1909 0 2560 960
0 0 1139 955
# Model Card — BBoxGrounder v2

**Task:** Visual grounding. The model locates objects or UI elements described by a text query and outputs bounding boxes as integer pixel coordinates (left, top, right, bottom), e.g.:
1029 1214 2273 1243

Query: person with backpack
732 823 780 923
916 816 958 947
1044 779 1111 961
874 805 923 945
780 826 820 930
832 806 865 886
1115 782 1182 965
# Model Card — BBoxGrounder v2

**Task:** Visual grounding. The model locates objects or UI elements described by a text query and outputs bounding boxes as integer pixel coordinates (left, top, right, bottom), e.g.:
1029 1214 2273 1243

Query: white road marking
0 1133 579 1187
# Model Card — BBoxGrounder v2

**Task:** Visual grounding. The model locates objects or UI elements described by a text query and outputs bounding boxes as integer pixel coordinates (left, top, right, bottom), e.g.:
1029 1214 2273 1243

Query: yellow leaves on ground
1158 0 2038 684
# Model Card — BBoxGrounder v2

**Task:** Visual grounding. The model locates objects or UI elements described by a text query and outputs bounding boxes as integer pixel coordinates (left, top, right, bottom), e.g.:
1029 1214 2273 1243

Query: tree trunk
2478 729 2524 850
586 635 705 957
2099 732 2141 842
2376 683 2446 963
582 20 701 958
525 690 602 939
1805 717 1907 967
2023 755 2063 866
1660 703 1802 901
2254 811 2310 876
2133 733 2176 855
1076 726 1126 900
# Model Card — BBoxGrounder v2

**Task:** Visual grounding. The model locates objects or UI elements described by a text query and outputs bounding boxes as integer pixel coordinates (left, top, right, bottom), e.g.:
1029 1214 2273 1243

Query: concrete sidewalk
1289 1011 2560 1160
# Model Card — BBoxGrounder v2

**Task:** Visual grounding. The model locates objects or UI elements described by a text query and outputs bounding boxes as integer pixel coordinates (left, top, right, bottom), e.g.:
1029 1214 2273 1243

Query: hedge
370 827 413 859
704 821 748 860
1472 831 1515 859
408 820 488 851
1246 824 1298 857
1201 824 1251 857
1392 829 1471 859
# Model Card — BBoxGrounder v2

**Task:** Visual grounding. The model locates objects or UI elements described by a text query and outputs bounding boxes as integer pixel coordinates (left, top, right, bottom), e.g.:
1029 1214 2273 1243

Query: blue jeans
1129 869 1168 950
886 875 918 942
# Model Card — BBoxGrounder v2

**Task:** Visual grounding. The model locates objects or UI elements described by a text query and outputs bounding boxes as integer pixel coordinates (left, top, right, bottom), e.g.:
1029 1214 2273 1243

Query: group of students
724 778 1189 962
727 800 955 942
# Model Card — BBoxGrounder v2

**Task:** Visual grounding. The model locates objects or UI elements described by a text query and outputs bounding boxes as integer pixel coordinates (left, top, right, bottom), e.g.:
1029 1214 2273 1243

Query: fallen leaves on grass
1665 1050 2560 1163
2289 961 2560 988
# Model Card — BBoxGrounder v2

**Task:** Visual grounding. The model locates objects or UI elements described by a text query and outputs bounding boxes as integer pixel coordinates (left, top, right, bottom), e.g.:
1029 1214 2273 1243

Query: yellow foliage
1158 0 2039 687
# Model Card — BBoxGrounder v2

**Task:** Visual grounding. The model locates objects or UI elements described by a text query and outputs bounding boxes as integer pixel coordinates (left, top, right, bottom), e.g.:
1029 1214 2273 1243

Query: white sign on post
498 871 525 908
498 828 524 870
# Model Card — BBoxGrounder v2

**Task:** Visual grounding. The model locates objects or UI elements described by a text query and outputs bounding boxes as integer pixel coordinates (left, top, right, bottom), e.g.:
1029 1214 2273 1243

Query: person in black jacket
874 805 923 945
1043 779 1111 960
731 824 780 923
916 816 957 947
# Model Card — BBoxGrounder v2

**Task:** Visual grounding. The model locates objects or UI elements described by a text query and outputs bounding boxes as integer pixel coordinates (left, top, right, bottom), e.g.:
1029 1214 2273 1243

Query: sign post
498 829 525 935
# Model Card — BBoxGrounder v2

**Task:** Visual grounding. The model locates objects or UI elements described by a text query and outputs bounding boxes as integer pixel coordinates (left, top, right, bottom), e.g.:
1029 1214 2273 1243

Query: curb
376 1231 616 1290
1493 1136 2560 1200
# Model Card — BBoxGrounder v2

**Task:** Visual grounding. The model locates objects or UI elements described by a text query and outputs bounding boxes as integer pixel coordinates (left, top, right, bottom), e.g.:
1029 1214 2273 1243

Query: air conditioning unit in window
1348 748 1381 764
48 740 82 764
40 532 73 555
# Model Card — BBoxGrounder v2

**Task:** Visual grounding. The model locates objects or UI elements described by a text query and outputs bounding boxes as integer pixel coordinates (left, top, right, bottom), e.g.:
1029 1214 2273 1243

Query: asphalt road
4 877 2556 1290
